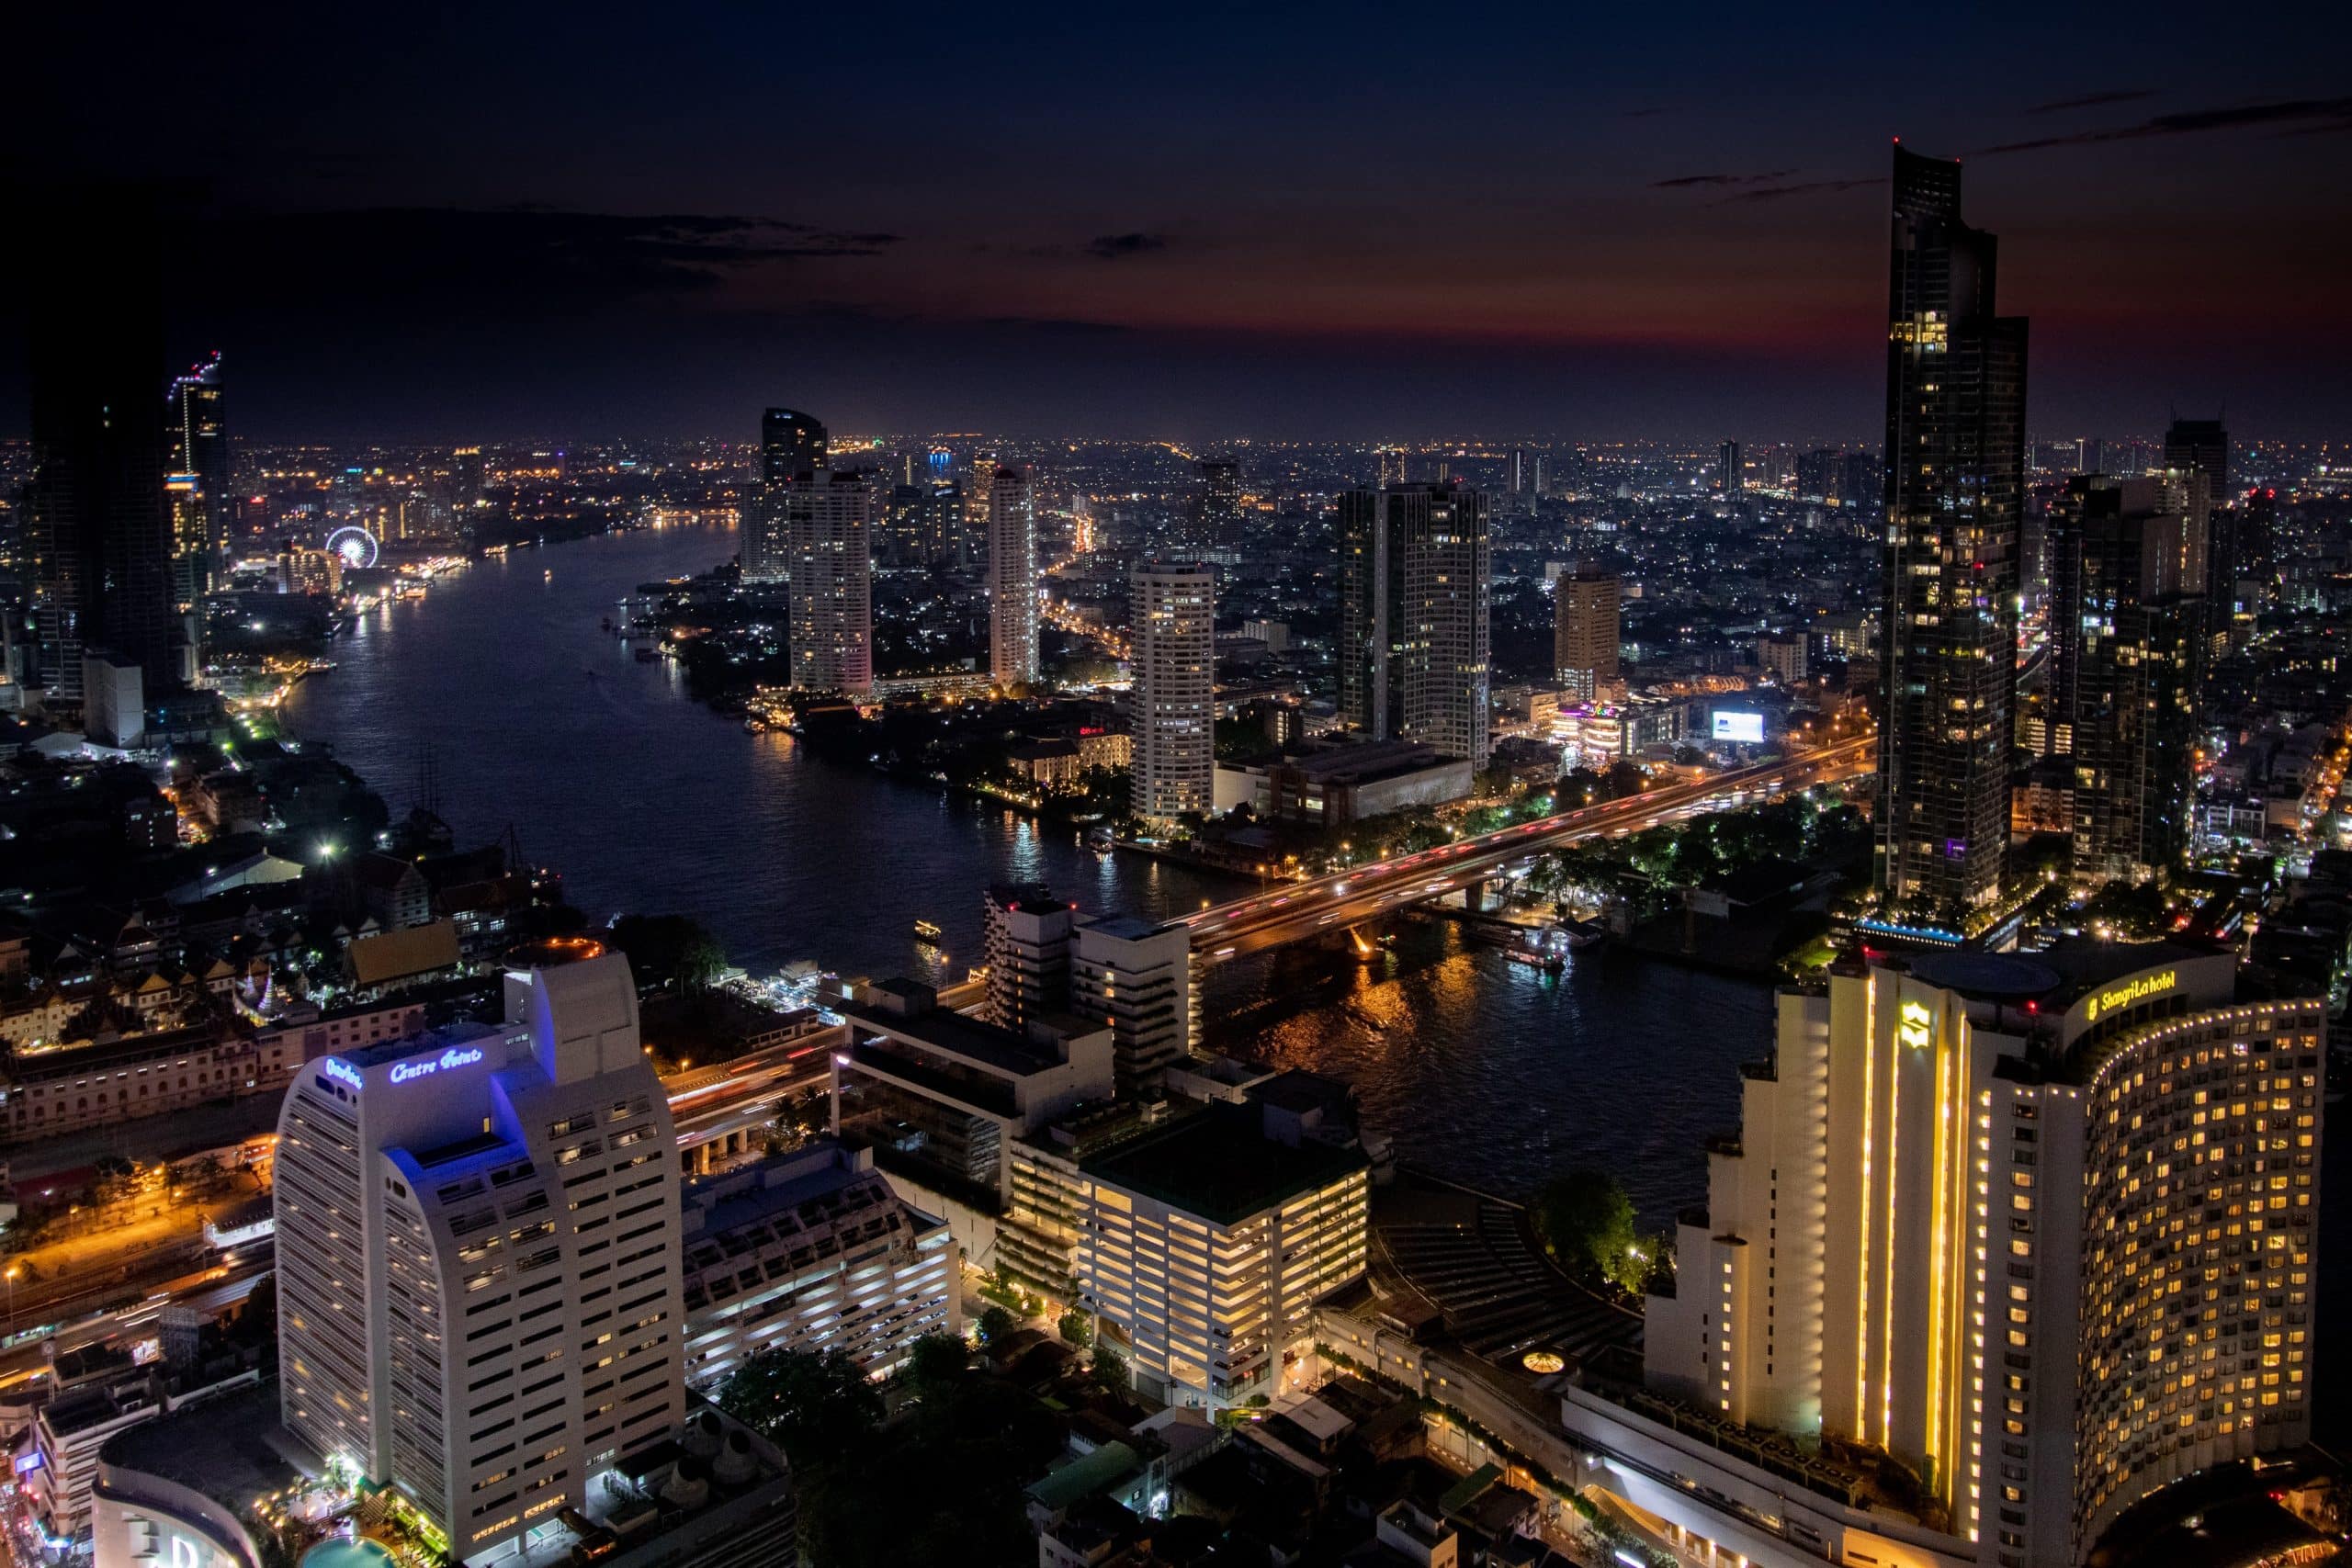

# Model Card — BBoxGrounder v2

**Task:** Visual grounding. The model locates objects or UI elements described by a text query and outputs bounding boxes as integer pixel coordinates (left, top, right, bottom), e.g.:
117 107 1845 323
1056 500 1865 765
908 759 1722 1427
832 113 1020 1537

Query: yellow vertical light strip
1927 1012 1951 1477
1883 1019 1902 1447
1857 978 1876 1434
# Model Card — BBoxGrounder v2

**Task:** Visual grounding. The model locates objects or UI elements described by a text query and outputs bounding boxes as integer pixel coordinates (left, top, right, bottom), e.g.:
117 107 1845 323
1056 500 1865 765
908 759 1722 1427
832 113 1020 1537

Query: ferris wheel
324 525 380 570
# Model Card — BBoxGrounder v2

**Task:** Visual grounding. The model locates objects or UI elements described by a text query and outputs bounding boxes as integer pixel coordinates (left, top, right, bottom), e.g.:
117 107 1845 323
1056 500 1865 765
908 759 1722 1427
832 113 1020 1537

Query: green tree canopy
1533 1168 1645 1295
714 1346 881 1459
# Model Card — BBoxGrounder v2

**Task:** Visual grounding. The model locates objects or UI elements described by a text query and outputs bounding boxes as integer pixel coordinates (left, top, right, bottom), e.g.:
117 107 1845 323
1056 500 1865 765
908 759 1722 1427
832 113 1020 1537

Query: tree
976 1303 1017 1347
606 914 728 993
1056 1309 1091 1348
715 1347 881 1458
1533 1168 1643 1296
1088 1342 1128 1393
903 1332 967 1396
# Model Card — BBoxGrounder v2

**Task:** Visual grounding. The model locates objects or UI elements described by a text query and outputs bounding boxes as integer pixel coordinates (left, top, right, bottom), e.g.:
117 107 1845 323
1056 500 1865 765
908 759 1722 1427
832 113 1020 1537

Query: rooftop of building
1267 738 1458 785
680 1140 935 1247
1076 912 1175 943
841 982 1096 1078
96 1378 312 1512
336 1018 501 1069
1080 1100 1367 1226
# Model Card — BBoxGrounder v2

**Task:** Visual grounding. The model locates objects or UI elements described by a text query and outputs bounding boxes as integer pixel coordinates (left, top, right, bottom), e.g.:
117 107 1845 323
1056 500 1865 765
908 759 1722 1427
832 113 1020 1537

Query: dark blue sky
16 1 2352 443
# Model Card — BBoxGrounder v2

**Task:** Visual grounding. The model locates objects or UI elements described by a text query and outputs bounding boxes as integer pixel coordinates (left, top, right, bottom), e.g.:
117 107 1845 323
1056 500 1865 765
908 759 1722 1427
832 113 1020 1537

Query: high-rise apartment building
1875 144 2029 929
2047 476 2205 882
2162 417 2238 665
786 470 873 693
1129 561 1214 823
1337 484 1492 768
274 956 685 1562
744 407 826 581
1717 440 1743 495
1552 558 1621 703
982 882 1074 1030
988 465 1038 685
881 479 964 570
28 199 177 702
1620 945 2322 1568
1197 459 1242 547
1508 449 1528 495
1069 913 1197 1091
165 353 229 608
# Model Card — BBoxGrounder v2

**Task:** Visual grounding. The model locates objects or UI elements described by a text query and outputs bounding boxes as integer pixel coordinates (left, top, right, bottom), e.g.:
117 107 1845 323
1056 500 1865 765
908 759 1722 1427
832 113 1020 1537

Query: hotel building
1603 942 2323 1567
273 954 686 1562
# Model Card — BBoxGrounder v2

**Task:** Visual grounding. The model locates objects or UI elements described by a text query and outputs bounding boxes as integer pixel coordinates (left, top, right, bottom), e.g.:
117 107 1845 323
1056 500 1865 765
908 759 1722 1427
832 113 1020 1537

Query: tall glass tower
1875 144 2029 930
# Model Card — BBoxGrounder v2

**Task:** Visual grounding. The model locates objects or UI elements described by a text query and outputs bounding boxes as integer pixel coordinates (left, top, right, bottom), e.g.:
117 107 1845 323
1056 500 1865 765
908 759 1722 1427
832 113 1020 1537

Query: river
286 524 1771 1221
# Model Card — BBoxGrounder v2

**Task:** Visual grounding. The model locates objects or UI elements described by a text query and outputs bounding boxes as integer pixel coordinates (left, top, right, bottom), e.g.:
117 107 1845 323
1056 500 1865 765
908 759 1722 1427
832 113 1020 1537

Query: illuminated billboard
1712 710 1766 743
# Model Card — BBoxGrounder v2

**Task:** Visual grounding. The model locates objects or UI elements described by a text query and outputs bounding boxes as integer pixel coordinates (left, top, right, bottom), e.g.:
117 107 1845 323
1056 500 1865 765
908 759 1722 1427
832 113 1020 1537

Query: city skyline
15 4 2352 443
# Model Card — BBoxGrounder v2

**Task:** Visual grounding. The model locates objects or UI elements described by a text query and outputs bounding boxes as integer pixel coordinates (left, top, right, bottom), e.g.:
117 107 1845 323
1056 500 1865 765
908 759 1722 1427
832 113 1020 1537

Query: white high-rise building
1129 561 1214 823
274 955 686 1563
987 465 1037 686
1571 943 2324 1568
1069 913 1196 1092
786 470 873 694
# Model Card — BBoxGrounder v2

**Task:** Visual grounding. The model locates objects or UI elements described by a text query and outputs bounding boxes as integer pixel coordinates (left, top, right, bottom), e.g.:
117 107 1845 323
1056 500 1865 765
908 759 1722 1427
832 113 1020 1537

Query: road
1180 735 1875 962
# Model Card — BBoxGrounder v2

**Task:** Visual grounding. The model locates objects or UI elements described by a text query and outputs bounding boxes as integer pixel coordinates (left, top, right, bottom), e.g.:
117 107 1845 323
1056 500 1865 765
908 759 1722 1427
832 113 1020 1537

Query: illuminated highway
1180 735 1876 963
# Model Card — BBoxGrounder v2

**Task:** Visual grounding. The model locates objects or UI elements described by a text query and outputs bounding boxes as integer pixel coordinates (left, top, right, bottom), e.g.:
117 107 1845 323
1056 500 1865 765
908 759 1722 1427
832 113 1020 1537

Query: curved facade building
1625 942 2323 1568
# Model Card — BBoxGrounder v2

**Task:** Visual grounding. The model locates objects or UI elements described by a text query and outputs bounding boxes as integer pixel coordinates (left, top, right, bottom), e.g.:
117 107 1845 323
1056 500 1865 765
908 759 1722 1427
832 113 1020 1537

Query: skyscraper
786 470 873 693
987 464 1038 686
2163 417 2235 661
1875 143 2030 929
1717 440 1742 495
1130 561 1215 823
2048 475 2205 882
1552 558 1621 702
1624 945 2321 1568
745 407 826 581
274 956 685 1562
1338 483 1491 767
165 353 229 607
1508 449 1527 495
1196 459 1241 548
27 197 177 701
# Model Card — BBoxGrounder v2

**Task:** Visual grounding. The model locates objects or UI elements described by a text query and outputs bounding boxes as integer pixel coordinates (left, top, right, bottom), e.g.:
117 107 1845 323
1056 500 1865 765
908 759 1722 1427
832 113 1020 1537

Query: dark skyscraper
2163 416 2234 660
167 352 229 605
1196 459 1241 547
1717 440 1742 495
28 197 178 701
1338 483 1491 766
2048 475 2205 882
746 407 828 580
1874 143 2029 929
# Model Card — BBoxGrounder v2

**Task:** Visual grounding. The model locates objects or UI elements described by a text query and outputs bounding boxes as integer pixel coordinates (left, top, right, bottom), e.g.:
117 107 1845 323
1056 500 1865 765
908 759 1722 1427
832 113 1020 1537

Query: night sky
16 2 2352 444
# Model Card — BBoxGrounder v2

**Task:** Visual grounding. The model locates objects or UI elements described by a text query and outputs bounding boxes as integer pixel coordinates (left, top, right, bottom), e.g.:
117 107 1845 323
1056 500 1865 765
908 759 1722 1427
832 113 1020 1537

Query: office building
882 479 964 569
989 465 1038 685
2047 475 2205 883
744 407 826 581
1069 913 1197 1091
28 197 177 702
982 882 1075 1029
1337 484 1492 768
1875 144 2029 929
1129 561 1215 823
829 976 1113 1225
1620 944 2321 1568
1717 441 1742 495
273 955 685 1562
1552 558 1620 702
165 353 229 607
1508 449 1528 495
1197 459 1242 547
679 1140 958 1388
1006 1096 1370 1409
786 469 873 694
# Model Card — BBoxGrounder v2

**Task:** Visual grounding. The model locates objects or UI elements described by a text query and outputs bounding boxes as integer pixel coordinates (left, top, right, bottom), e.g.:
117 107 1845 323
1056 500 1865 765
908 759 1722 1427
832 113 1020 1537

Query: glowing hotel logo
321 1057 364 1091
1897 999 1933 1050
390 1045 488 1085
2083 969 2176 1023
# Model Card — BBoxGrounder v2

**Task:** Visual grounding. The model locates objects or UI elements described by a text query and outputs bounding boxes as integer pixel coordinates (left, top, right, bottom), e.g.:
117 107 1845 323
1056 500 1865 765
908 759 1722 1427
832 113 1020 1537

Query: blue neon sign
389 1045 486 1086
322 1058 364 1091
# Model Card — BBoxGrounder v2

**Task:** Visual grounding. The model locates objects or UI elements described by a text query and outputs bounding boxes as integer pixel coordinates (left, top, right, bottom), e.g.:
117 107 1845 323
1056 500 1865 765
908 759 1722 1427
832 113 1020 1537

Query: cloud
1652 169 1795 189
1979 95 2352 153
1711 176 1884 205
1082 231 1173 261
2026 87 2158 115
